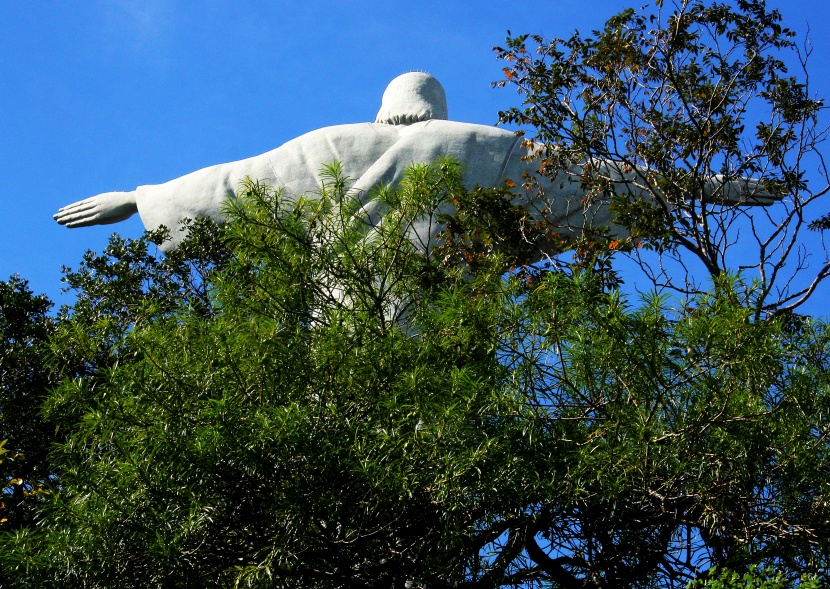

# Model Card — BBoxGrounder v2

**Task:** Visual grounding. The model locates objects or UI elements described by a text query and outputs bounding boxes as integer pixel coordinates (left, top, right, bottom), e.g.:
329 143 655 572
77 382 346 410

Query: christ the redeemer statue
54 72 774 252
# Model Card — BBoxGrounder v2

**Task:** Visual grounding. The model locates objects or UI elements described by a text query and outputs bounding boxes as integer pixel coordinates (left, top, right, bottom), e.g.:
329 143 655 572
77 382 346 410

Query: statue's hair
375 72 448 125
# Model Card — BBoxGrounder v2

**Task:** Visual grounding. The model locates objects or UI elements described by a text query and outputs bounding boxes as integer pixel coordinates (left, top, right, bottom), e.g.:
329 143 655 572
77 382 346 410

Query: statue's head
375 72 448 125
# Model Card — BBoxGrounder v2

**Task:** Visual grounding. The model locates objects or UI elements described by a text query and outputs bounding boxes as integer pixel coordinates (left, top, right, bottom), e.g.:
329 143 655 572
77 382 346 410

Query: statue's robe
133 120 605 252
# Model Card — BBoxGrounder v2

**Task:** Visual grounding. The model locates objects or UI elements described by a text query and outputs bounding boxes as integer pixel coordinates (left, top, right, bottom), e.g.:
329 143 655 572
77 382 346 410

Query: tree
0 163 525 587
0 159 827 588
3 2 830 587
0 277 59 532
494 0 829 316
687 566 821 589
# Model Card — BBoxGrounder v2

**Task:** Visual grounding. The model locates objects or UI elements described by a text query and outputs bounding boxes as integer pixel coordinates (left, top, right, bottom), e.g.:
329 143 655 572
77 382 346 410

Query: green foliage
0 164 525 588
494 0 829 314
0 277 59 532
686 565 821 589
513 271 830 586
2 3 830 584
0 160 827 588
4 5 830 582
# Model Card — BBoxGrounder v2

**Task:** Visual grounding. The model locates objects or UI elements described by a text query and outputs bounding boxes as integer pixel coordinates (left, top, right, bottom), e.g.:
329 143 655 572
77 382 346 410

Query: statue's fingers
54 210 78 224
54 211 83 223
56 197 98 213
64 214 102 228
55 202 98 221
755 195 778 206
743 179 782 205
55 208 100 226
741 186 777 206
65 218 99 228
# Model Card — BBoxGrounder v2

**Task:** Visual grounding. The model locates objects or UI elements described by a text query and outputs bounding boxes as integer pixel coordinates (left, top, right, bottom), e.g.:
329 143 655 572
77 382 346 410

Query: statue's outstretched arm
703 174 779 205
54 191 138 228
585 161 781 206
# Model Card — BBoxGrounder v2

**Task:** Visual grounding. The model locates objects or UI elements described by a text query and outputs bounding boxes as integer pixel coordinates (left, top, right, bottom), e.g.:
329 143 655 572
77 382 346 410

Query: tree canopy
494 0 829 316
1 1 830 588
0 277 60 532
0 158 826 587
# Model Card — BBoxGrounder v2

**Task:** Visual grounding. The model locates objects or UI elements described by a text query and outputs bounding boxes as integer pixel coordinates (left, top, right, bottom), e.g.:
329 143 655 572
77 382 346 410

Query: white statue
54 72 775 253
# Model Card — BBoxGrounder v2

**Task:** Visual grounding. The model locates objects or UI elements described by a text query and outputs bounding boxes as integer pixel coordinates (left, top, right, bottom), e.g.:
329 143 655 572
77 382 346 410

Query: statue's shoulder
282 122 403 148
416 119 514 132
405 119 519 141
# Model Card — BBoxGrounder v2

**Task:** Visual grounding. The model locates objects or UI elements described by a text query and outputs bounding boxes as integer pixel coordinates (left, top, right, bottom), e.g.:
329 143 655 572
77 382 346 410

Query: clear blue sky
2 0 828 313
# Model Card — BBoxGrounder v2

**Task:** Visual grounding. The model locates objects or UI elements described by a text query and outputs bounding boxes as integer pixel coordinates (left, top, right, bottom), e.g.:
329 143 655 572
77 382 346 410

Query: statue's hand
54 191 139 228
705 175 781 206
